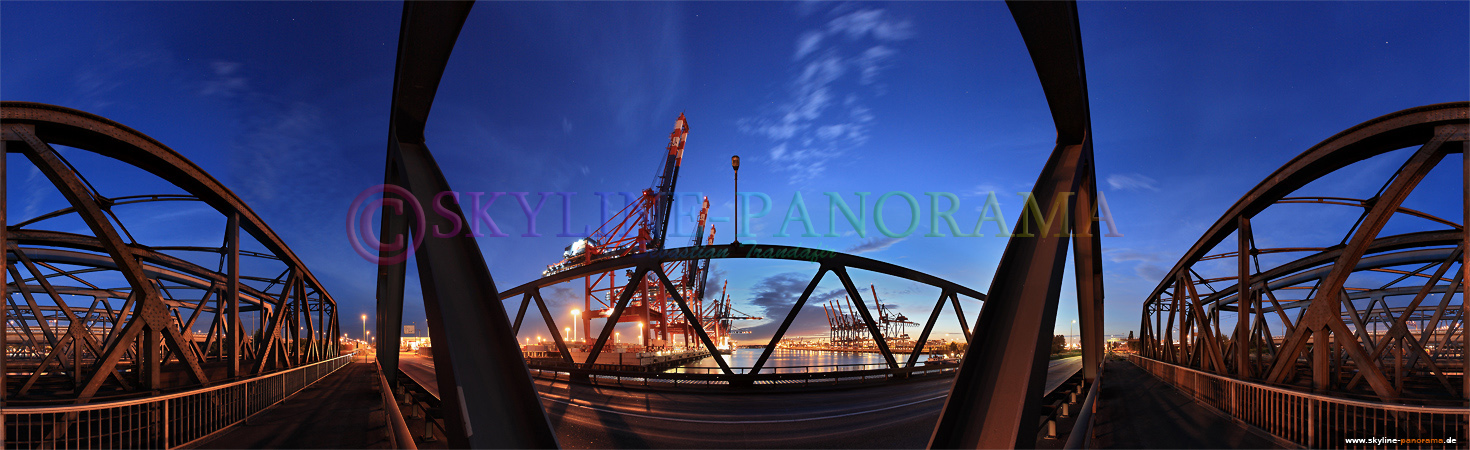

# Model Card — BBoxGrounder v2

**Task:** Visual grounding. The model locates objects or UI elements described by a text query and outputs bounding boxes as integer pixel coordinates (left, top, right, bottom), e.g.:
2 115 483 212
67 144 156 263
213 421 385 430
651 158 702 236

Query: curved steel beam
373 1 561 448
932 1 1104 448
3 102 341 403
497 244 986 301
1143 102 1467 305
1 102 337 310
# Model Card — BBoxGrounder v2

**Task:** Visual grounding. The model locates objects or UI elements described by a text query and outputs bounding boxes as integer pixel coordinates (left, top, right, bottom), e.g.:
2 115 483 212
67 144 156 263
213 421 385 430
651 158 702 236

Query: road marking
540 394 948 424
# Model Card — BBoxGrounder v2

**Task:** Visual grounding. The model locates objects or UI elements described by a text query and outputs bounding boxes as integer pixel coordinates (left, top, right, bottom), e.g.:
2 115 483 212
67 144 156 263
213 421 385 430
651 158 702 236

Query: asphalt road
396 353 1084 448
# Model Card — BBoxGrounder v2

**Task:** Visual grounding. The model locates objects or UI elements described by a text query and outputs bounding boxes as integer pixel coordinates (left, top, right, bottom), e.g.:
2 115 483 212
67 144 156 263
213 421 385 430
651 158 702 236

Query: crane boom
650 113 689 251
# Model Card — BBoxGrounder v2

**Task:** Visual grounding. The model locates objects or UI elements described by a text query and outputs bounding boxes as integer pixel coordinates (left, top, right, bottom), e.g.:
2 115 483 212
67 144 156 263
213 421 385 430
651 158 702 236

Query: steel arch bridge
2 102 343 405
497 244 987 378
372 1 1106 448
1137 102 1468 405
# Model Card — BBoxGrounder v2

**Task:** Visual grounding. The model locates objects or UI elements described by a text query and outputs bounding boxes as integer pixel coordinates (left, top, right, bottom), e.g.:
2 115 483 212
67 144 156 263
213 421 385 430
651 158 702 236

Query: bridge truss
1137 102 1468 405
373 1 1106 448
500 245 986 376
2 103 342 405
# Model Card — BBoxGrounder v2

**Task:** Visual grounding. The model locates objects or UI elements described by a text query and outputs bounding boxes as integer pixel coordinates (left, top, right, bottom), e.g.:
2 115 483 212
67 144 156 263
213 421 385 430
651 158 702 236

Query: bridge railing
2 353 355 449
529 360 960 390
664 362 896 374
1128 354 1467 449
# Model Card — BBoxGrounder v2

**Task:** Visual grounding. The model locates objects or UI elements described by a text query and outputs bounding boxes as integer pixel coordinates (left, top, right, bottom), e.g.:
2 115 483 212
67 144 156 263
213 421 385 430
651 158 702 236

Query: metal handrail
3 353 355 449
3 354 356 414
1129 354 1468 448
375 361 417 450
1129 354 1467 413
1063 361 1104 450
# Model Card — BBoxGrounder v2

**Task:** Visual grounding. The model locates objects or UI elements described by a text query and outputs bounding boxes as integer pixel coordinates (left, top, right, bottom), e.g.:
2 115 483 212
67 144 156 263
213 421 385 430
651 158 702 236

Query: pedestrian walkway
1093 359 1288 449
192 362 393 449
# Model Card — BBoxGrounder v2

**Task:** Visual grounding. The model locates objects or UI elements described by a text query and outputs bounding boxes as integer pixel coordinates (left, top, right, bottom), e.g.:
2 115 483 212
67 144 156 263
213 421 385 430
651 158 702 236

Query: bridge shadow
548 381 654 449
1092 360 1285 449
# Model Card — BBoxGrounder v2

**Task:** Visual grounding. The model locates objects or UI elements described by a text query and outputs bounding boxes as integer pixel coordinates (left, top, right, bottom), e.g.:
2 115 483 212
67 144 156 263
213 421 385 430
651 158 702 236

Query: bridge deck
192 361 393 449
396 353 1083 448
1093 359 1287 449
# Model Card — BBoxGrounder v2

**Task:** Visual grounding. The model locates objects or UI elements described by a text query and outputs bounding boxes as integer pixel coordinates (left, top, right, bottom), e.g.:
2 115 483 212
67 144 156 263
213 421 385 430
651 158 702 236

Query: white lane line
540 394 947 424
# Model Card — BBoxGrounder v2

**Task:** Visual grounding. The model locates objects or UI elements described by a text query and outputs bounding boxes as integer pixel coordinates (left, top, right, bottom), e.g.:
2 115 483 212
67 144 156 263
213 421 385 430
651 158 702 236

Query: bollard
1060 403 1069 418
1046 419 1057 438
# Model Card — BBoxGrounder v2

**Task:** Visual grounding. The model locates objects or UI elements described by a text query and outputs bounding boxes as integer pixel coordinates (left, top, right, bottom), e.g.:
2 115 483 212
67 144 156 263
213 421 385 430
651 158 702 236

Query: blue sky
4 1 1466 348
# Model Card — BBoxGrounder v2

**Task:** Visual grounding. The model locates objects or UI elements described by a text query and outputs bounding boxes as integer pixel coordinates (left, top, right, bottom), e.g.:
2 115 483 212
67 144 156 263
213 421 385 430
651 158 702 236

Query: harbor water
667 348 938 374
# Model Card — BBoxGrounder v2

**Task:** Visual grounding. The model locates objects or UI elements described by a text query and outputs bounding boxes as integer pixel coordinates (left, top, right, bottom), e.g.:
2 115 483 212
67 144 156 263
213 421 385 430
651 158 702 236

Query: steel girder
373 1 561 448
929 1 1105 448
372 1 1103 448
1137 102 1468 405
496 244 987 377
1 102 341 404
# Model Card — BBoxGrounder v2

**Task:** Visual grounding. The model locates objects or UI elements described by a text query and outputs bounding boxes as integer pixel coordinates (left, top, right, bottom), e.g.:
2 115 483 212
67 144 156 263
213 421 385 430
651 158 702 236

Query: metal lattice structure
2 102 342 405
373 1 1107 448
500 244 986 376
1137 102 1468 405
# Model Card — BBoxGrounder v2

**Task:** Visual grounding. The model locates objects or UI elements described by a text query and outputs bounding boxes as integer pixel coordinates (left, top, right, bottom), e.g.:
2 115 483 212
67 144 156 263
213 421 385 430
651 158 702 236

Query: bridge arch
1138 102 1467 403
3 101 342 404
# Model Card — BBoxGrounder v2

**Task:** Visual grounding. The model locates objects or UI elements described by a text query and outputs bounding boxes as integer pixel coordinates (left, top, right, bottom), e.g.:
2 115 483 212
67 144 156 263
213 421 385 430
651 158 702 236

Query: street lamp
731 155 741 245
615 331 620 344
638 322 645 347
564 327 571 342
361 314 367 343
571 309 580 342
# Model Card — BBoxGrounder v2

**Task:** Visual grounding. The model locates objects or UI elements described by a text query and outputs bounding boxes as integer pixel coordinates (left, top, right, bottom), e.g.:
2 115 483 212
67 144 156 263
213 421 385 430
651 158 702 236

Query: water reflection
666 348 936 374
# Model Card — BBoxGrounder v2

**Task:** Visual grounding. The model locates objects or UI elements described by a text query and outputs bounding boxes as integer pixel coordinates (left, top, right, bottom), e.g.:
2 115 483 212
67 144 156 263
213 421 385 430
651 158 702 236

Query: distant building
401 336 431 352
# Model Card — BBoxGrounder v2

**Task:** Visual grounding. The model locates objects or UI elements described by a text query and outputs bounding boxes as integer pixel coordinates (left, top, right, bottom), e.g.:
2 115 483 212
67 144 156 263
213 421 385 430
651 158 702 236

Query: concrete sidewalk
1093 359 1288 449
191 362 392 449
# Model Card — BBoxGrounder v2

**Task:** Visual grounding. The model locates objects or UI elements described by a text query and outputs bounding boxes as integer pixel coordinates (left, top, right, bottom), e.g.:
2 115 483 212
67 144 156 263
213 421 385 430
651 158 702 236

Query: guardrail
1062 358 1105 449
375 361 417 450
1129 354 1468 449
3 353 355 449
528 361 961 390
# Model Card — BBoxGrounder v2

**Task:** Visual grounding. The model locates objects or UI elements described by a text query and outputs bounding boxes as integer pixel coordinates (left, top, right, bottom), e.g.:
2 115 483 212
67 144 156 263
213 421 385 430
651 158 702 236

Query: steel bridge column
1 138 6 406
1462 140 1468 407
930 1 1096 447
376 157 408 387
376 1 558 447
1236 216 1253 379
227 212 241 378
1074 168 1104 381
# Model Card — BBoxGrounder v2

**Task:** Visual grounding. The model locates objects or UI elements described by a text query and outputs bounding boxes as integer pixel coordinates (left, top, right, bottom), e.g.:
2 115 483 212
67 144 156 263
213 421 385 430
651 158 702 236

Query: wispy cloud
740 7 913 185
845 236 904 254
200 61 248 97
1104 248 1164 264
1106 173 1159 192
1104 248 1172 282
743 272 847 341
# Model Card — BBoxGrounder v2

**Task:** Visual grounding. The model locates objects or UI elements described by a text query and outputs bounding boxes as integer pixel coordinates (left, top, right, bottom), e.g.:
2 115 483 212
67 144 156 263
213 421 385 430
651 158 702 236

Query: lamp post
616 331 620 344
361 314 367 343
731 155 741 245
564 327 571 343
572 309 580 342
638 322 645 347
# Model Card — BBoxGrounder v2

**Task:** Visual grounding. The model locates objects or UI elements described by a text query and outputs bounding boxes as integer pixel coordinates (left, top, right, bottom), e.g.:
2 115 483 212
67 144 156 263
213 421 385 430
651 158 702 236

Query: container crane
540 113 731 353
